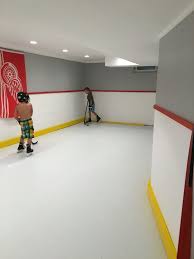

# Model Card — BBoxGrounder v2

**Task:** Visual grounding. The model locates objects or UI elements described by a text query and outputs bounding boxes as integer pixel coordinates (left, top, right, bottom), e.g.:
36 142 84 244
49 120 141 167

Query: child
14 92 34 154
84 87 101 123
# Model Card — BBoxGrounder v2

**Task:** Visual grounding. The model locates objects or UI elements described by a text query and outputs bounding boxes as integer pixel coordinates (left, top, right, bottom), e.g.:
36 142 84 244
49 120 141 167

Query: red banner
0 50 27 118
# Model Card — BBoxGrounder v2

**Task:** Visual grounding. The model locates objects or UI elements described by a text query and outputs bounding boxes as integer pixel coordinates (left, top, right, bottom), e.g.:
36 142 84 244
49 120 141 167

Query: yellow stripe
147 180 177 259
34 118 83 137
102 121 145 126
0 117 84 149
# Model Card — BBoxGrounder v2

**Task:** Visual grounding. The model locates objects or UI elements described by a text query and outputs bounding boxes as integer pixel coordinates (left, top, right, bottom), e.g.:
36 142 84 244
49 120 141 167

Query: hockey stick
32 140 38 145
84 101 89 126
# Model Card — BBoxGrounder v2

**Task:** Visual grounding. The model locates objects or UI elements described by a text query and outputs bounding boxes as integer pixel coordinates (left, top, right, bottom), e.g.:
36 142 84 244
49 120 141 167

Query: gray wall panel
25 54 157 93
156 11 194 122
25 53 84 92
84 63 157 91
155 11 194 259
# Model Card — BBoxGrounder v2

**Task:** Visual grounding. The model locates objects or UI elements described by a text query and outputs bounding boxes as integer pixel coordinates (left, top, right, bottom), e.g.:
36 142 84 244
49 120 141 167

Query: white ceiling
0 0 193 65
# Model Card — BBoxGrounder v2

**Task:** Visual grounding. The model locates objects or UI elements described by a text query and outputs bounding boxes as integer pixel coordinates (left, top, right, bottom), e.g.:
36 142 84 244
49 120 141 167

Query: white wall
151 109 192 248
0 91 155 141
93 92 156 125
0 92 84 141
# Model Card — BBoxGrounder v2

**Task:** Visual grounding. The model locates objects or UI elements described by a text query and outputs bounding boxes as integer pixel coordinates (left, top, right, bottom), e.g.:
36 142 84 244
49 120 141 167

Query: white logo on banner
0 53 23 118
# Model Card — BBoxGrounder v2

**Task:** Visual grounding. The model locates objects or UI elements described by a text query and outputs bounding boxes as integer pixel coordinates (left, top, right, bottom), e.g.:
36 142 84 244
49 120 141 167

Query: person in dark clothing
84 87 101 123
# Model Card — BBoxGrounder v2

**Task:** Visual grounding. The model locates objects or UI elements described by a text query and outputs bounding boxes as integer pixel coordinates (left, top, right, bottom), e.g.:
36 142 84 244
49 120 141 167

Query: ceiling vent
133 66 158 73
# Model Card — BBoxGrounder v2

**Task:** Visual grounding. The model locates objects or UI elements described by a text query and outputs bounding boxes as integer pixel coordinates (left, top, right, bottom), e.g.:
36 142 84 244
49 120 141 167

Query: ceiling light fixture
30 41 38 45
84 55 90 58
62 49 69 53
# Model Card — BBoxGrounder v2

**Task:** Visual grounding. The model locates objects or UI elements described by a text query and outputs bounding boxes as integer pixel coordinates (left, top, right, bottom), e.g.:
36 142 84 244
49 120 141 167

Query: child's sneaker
17 143 25 152
26 145 33 154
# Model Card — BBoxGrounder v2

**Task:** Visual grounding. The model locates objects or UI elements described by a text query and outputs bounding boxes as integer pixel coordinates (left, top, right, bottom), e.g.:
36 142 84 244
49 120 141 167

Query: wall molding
154 104 194 130
158 3 194 39
153 104 194 258
147 180 177 259
177 133 193 259
92 90 156 93
28 90 156 95
0 119 147 149
29 90 83 94
102 121 145 126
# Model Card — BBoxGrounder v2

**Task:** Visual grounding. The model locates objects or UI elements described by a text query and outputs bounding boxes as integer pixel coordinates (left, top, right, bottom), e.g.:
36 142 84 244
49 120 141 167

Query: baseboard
147 180 177 259
34 118 83 137
102 121 145 126
0 117 84 149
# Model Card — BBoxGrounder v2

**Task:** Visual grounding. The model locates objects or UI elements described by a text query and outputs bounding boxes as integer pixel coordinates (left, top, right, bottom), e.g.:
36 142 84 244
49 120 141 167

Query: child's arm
29 104 33 117
14 105 19 120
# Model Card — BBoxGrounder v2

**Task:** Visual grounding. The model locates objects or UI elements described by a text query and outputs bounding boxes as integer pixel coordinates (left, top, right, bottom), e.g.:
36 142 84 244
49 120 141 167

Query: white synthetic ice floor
0 124 166 259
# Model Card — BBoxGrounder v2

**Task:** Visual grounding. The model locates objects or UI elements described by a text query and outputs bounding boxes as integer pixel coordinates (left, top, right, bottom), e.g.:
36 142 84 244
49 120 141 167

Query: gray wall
84 63 157 91
156 11 194 123
25 53 84 92
156 11 194 259
25 53 157 92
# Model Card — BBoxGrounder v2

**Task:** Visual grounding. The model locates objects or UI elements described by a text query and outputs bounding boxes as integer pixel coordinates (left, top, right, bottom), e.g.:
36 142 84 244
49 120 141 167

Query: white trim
158 2 194 39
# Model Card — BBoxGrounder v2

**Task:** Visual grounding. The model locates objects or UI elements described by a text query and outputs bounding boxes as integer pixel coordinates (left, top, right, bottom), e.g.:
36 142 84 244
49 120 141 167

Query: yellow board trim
102 121 145 127
0 118 145 149
0 117 83 149
147 180 177 259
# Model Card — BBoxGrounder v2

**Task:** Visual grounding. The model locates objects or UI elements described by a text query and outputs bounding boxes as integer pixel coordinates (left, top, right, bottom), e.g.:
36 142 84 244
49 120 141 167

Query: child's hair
84 87 90 91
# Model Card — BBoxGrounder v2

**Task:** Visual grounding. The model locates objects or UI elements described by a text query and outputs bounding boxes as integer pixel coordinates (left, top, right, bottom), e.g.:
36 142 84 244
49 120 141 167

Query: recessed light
30 41 38 45
84 55 90 58
62 49 69 53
